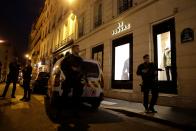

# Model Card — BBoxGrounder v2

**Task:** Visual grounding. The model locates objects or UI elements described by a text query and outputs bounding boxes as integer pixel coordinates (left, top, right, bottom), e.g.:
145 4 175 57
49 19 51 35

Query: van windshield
83 62 99 78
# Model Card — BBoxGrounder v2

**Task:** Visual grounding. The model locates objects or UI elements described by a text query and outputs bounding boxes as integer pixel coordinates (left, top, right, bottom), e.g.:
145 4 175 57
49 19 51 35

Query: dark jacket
7 62 20 82
22 65 32 81
137 62 157 86
61 54 83 79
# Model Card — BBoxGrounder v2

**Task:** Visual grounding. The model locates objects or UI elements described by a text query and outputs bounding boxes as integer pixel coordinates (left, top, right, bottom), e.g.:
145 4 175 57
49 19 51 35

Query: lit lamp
65 0 77 10
67 0 75 5
25 54 29 59
0 40 5 43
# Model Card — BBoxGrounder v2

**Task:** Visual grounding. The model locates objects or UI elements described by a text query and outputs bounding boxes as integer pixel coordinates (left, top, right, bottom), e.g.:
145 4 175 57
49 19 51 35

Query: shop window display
157 31 172 81
114 43 130 80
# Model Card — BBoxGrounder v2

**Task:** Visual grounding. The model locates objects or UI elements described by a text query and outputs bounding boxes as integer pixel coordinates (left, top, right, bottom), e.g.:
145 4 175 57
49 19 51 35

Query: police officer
136 54 159 113
1 57 20 98
61 45 84 108
20 60 32 101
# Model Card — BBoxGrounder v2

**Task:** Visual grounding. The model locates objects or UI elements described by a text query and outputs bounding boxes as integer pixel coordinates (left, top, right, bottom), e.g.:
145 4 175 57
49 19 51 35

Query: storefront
75 0 196 108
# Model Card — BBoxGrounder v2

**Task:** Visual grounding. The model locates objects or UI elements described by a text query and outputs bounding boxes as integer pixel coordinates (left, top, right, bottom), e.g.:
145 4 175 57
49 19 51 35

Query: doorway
153 18 177 93
92 44 104 69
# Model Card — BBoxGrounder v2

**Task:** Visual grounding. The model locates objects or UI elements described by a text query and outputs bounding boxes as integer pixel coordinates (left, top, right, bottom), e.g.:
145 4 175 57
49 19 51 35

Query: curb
104 107 196 130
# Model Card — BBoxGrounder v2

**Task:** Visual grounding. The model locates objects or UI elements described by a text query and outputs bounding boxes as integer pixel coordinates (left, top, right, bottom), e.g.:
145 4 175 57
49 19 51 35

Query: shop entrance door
153 18 177 93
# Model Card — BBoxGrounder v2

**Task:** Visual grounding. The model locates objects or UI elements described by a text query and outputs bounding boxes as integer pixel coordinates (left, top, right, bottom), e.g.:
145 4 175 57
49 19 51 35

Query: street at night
0 83 183 131
1 0 196 130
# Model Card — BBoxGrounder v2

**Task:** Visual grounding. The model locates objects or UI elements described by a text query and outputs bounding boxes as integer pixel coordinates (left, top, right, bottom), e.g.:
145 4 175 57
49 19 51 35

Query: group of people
0 44 84 105
0 45 159 113
0 57 32 102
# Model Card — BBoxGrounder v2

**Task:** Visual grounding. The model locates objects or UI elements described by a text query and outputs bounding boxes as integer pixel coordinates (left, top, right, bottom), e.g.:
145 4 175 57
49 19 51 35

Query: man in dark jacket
20 60 32 101
1 57 20 98
61 45 84 108
136 54 158 113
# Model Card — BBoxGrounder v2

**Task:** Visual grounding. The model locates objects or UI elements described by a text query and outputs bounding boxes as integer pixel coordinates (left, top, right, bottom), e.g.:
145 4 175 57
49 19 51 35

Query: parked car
45 57 104 121
32 72 50 94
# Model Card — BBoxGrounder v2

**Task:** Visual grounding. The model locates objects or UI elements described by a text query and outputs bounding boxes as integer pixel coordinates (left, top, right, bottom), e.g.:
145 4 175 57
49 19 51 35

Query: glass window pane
157 31 172 81
115 43 130 80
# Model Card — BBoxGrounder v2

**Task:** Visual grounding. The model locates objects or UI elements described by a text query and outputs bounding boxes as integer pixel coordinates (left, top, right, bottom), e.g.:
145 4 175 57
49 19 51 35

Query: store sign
112 21 131 35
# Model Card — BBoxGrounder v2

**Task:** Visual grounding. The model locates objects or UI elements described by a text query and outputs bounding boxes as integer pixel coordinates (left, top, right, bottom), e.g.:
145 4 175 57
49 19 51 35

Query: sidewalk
101 98 196 130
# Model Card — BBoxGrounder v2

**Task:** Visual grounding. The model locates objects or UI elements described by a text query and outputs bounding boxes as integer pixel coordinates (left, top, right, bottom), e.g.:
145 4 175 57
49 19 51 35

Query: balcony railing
55 34 74 50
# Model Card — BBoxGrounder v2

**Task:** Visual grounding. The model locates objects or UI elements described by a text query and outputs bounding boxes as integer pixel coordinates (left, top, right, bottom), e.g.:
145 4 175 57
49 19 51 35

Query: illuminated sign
112 21 131 35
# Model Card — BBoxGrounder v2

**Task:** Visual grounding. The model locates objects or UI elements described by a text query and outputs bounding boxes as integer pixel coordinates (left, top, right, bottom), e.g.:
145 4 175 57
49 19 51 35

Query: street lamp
25 54 29 58
25 54 29 59
0 40 5 43
67 0 75 5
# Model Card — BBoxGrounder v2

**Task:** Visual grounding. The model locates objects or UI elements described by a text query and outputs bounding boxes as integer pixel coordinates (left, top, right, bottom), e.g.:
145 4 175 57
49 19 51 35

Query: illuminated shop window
153 18 177 93
115 43 130 80
157 31 172 81
112 34 133 89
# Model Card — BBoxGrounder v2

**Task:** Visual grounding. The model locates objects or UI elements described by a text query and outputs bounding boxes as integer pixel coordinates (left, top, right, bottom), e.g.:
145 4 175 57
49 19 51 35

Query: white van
45 57 104 114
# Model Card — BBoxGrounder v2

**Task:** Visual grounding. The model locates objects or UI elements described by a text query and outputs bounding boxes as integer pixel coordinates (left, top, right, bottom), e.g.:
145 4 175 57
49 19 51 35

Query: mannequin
121 58 129 80
163 47 172 81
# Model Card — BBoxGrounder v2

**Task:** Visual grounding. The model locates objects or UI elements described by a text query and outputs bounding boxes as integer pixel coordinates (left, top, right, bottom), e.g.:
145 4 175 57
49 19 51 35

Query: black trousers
2 80 17 97
23 79 31 100
165 66 172 81
143 87 159 110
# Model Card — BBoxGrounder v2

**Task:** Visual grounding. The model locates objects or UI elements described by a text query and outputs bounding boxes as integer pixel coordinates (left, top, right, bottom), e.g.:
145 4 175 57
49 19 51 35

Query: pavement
101 98 196 130
1 83 196 130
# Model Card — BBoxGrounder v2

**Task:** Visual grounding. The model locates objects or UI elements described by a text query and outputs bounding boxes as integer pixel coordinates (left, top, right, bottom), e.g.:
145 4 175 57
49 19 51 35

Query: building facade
29 0 196 109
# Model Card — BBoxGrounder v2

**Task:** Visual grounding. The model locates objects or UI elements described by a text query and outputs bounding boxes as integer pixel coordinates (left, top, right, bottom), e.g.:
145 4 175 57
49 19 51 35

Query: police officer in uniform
20 60 32 101
61 45 84 110
1 57 20 98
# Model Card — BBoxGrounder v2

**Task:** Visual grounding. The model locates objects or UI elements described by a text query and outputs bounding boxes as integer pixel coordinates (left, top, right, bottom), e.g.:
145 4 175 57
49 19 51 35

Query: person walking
1 57 20 98
136 54 159 113
20 60 32 101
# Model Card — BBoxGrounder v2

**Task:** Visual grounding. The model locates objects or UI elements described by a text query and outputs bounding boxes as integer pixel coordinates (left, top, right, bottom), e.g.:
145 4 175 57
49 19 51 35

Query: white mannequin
163 47 172 81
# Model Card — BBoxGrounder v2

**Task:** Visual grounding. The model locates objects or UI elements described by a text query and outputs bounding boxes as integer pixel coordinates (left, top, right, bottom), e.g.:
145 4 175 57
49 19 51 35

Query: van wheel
91 101 101 110
44 93 61 123
91 94 104 110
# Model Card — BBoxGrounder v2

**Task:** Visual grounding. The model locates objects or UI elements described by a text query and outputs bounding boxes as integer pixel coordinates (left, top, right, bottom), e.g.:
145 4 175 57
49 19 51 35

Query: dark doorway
92 44 104 69
153 18 177 93
112 34 133 89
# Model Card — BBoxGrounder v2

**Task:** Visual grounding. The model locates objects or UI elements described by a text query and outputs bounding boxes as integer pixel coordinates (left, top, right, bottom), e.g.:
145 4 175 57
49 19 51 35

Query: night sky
0 0 44 57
